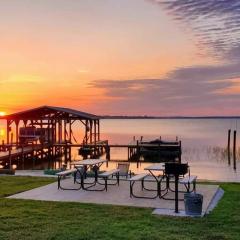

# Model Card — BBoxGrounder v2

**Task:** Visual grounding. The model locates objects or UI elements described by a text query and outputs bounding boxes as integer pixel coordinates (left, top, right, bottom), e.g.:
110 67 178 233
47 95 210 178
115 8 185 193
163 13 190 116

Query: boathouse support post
94 120 97 156
84 120 88 144
97 120 100 142
40 119 44 160
63 120 66 143
69 119 72 143
8 148 12 169
15 120 19 147
68 119 72 160
6 120 10 144
90 120 93 144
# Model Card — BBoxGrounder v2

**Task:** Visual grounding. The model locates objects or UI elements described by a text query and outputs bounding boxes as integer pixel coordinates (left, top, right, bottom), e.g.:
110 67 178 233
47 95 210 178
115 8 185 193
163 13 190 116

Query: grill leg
175 175 179 213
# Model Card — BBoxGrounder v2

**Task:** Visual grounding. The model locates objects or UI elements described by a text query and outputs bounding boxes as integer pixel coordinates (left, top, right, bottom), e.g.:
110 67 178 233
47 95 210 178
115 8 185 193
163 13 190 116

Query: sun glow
0 129 5 137
0 112 6 117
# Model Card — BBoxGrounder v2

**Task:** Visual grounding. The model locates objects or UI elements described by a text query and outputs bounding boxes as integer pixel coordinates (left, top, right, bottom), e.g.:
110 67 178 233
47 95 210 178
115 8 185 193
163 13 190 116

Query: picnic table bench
98 169 120 191
128 173 154 198
56 169 81 190
179 175 197 193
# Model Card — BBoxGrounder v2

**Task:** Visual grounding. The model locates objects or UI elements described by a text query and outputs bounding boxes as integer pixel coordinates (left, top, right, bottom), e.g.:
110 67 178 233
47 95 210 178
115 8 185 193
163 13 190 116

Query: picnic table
144 163 169 198
71 159 107 191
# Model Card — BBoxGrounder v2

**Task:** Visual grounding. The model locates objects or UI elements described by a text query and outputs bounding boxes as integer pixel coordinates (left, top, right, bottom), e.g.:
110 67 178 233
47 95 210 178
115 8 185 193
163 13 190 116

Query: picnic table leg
117 172 120 186
81 172 85 189
187 181 190 193
105 177 107 192
58 176 61 189
130 181 133 198
193 181 196 192
157 181 160 197
141 179 144 190
73 171 76 184
84 166 87 179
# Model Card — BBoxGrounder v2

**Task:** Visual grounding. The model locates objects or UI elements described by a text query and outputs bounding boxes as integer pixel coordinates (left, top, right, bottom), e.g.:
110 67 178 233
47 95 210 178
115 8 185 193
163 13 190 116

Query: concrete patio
8 177 222 216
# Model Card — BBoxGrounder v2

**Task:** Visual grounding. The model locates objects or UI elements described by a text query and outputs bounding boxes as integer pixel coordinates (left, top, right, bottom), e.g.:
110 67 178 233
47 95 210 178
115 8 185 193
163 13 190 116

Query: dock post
8 149 12 169
136 140 139 168
106 145 110 167
21 146 24 170
227 129 231 165
179 141 182 163
233 130 237 170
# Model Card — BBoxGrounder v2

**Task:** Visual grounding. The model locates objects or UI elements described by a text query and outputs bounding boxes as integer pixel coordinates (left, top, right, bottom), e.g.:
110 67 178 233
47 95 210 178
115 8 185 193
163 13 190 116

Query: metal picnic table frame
142 163 170 199
71 159 119 191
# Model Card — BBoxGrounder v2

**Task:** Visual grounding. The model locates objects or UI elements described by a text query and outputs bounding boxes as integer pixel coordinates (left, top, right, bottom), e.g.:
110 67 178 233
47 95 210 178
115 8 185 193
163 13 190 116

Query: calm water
1 118 240 182
100 119 240 182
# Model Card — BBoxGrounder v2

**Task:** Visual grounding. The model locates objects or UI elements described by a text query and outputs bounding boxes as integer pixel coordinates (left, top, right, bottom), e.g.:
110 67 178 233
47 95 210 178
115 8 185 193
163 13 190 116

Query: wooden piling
136 140 139 168
106 144 110 167
227 129 231 165
233 130 237 170
8 149 12 169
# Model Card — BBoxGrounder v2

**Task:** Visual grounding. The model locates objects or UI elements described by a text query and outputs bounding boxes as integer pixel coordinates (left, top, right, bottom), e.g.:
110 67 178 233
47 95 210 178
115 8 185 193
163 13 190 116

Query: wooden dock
0 106 182 170
53 139 182 162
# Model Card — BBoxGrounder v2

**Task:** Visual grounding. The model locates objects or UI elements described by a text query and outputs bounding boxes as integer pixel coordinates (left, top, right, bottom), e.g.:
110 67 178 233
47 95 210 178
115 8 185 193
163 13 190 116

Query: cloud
88 0 240 115
0 74 42 85
89 61 240 115
149 0 240 59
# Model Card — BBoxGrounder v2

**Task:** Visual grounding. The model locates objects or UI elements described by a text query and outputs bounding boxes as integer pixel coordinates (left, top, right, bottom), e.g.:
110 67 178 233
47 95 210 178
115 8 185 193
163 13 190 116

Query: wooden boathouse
0 106 182 171
0 106 103 169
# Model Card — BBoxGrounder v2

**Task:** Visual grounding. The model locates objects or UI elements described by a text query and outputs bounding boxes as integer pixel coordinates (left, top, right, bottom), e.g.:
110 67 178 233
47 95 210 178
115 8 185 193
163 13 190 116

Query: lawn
0 176 240 240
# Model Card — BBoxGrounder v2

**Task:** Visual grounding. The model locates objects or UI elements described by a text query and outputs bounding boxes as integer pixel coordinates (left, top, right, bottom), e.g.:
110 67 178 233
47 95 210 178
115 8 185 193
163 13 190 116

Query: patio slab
8 178 220 215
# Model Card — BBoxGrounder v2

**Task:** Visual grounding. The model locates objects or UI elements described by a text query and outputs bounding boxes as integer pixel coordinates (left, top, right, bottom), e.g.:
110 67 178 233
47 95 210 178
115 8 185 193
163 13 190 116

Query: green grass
0 177 240 240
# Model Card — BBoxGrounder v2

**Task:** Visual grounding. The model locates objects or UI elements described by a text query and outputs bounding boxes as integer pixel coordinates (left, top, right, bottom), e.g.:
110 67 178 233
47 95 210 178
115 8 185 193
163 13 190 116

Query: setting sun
0 112 6 117
0 129 5 137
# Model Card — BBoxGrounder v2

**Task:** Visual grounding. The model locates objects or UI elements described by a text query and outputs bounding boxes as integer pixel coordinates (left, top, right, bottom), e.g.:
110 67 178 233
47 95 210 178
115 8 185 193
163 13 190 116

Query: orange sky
1 0 239 116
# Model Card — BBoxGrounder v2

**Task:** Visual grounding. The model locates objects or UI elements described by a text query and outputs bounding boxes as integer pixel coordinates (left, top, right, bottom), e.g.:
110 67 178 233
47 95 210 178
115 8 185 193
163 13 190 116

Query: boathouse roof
1 106 99 120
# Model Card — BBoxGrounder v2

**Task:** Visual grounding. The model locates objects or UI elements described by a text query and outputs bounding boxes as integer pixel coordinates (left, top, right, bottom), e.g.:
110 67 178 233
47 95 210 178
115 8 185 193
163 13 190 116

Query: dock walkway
0 145 49 161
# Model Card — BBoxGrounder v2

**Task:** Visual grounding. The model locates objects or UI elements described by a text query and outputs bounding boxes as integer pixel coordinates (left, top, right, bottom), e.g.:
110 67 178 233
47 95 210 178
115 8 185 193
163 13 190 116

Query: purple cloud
89 62 240 115
149 0 240 59
89 0 240 115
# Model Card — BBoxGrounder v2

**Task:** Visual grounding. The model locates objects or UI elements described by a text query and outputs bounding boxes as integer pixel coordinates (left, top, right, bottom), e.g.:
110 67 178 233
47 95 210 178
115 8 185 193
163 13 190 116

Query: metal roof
1 106 99 120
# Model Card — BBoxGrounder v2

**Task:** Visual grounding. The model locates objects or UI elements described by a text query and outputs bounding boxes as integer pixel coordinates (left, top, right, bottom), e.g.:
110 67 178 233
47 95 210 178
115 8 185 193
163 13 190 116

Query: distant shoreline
100 116 240 119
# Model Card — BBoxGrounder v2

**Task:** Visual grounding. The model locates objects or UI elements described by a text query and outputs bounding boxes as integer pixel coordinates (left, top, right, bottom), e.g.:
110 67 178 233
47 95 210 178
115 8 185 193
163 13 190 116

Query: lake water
1 118 240 182
98 119 240 182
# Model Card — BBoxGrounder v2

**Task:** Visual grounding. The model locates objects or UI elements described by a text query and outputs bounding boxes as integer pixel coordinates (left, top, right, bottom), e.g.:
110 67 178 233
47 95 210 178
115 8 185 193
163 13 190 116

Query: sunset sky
1 0 240 116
